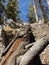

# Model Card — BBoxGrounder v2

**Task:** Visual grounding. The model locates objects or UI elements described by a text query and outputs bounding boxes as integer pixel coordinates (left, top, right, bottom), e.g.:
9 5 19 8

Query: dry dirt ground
31 23 49 65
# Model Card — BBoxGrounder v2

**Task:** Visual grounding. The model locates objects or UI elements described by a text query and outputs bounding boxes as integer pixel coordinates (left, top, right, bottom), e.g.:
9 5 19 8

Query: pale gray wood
20 36 49 65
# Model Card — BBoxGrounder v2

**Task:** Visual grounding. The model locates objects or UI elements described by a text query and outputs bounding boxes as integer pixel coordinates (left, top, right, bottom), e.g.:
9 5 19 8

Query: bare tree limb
25 42 34 49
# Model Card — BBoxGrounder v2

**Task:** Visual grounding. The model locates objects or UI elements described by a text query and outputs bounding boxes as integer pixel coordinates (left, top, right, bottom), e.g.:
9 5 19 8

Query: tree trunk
33 0 39 22
19 36 49 65
47 0 49 8
38 0 45 24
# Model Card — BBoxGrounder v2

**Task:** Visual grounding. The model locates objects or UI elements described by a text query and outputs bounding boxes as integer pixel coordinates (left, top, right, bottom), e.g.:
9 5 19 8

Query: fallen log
19 36 49 65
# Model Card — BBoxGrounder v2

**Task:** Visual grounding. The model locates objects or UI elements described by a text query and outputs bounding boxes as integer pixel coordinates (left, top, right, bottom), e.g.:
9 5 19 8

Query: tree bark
19 36 49 65
0 38 25 65
33 0 39 22
47 0 49 8
0 36 49 65
2 26 30 56
38 0 45 24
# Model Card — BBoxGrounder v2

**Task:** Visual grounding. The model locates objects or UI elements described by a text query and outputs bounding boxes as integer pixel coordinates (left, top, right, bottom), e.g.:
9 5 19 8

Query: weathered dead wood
0 38 3 41
2 27 29 56
4 41 29 65
0 26 31 65
25 34 47 49
16 56 23 65
25 42 34 49
19 36 49 65
0 26 35 65
0 38 25 65
1 36 49 65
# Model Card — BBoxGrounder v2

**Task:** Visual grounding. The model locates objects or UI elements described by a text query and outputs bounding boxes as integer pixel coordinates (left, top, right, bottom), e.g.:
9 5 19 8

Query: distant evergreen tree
38 0 49 23
28 4 36 23
5 0 20 22
0 0 5 24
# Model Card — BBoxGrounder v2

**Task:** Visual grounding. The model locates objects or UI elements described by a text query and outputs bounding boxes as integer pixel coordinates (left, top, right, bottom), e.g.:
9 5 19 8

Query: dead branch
25 42 34 49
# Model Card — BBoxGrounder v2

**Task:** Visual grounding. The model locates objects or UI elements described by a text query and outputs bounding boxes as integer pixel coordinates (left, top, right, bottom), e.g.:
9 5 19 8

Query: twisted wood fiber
0 37 25 65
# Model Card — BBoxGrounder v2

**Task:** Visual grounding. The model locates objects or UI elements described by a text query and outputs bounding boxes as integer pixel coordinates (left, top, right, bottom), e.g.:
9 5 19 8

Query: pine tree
5 0 19 22
0 0 5 24
28 4 36 23
38 0 49 23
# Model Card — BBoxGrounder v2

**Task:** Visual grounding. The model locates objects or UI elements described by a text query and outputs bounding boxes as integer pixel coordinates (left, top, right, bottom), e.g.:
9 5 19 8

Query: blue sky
18 0 49 21
4 0 29 21
18 0 29 22
4 0 49 22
